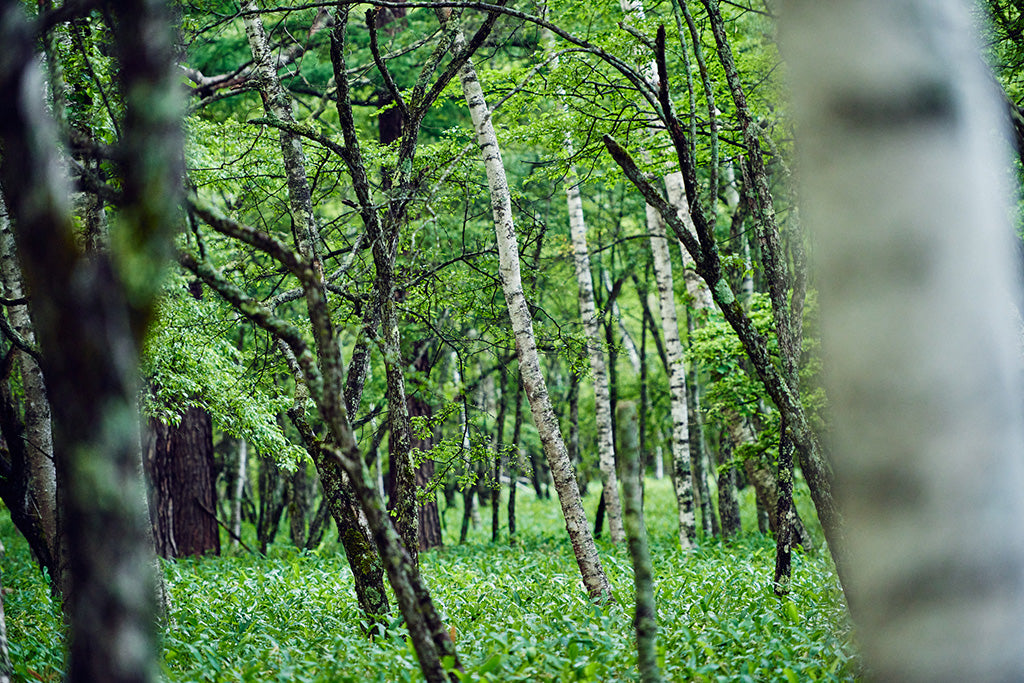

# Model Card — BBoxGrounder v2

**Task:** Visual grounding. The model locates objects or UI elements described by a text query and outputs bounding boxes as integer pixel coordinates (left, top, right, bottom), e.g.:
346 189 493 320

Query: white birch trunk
786 0 1024 678
619 0 699 547
544 24 626 543
449 18 612 599
229 438 247 551
647 205 695 548
567 173 625 544
0 206 57 554
665 172 714 312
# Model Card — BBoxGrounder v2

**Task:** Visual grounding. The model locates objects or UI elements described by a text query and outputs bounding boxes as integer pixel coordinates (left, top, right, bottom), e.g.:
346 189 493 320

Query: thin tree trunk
567 166 625 543
445 11 612 600
0 541 11 683
620 0 698 549
491 365 507 543
230 438 247 551
786 0 1024 677
288 460 312 547
648 206 696 549
617 402 663 683
666 173 716 538
508 374 524 546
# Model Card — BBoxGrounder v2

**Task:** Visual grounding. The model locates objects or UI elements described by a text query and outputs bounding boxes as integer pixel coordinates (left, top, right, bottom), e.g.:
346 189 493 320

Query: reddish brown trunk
144 407 220 558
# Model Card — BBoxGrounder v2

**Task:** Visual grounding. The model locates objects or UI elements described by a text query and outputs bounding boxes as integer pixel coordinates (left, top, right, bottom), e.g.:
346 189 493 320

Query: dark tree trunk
256 454 289 553
305 491 331 549
144 407 220 559
408 386 442 551
567 370 585 496
288 460 313 547
416 459 441 551
508 375 524 546
491 365 507 543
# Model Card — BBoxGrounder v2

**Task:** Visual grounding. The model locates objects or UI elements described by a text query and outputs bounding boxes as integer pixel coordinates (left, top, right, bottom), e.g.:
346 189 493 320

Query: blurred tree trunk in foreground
786 0 1024 678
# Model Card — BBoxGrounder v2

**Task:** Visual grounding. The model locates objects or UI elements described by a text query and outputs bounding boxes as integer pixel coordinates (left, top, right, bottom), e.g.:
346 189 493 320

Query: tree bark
242 4 393 615
0 0 181 676
445 10 612 599
786 0 1024 678
144 407 220 559
0 208 59 578
229 438 247 551
616 402 663 683
0 541 11 683
567 167 625 544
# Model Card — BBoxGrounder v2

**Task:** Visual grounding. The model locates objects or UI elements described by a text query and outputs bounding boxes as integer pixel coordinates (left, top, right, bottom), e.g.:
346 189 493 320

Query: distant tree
145 407 220 559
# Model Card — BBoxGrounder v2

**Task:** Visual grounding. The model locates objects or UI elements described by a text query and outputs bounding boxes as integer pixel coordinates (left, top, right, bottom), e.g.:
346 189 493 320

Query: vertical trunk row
446 13 612 600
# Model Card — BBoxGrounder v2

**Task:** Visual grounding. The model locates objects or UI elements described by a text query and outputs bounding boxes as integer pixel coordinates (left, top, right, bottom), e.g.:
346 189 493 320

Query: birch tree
785 0 1024 678
620 0 697 549
442 8 613 600
545 20 626 544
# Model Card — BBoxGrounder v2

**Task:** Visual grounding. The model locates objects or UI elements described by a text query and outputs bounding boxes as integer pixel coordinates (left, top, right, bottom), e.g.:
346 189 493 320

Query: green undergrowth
2 479 858 681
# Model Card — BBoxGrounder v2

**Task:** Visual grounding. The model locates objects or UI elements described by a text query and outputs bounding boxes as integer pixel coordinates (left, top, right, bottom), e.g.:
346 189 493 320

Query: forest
1 0 1024 680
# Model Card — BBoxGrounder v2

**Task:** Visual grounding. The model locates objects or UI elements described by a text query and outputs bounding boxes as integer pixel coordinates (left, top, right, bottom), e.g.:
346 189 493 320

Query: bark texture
145 407 220 558
648 204 695 549
566 171 625 544
0 211 58 572
785 0 1024 678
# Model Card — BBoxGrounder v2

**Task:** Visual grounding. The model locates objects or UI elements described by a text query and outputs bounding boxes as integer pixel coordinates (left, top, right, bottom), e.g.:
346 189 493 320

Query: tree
443 7 613 601
0 0 183 679
785 0 1024 677
144 407 220 559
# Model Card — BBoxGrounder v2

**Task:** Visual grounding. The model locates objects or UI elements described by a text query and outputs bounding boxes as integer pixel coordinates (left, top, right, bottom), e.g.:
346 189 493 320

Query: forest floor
3 478 858 682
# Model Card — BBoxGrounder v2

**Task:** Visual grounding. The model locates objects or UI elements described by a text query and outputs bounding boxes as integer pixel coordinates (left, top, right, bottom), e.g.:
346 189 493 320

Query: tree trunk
288 459 313 547
616 402 663 683
567 167 625 543
0 209 59 581
647 205 696 549
256 454 289 553
508 374 524 546
144 407 220 559
0 541 11 683
0 0 181 676
786 0 1024 678
229 438 247 551
715 419 742 538
445 12 612 600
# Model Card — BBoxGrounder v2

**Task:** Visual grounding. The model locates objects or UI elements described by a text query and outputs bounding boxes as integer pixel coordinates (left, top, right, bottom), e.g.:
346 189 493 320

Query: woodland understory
1 0 1024 681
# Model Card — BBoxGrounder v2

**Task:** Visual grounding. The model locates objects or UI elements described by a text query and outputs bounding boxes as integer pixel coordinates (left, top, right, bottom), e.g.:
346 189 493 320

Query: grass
2 478 858 682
